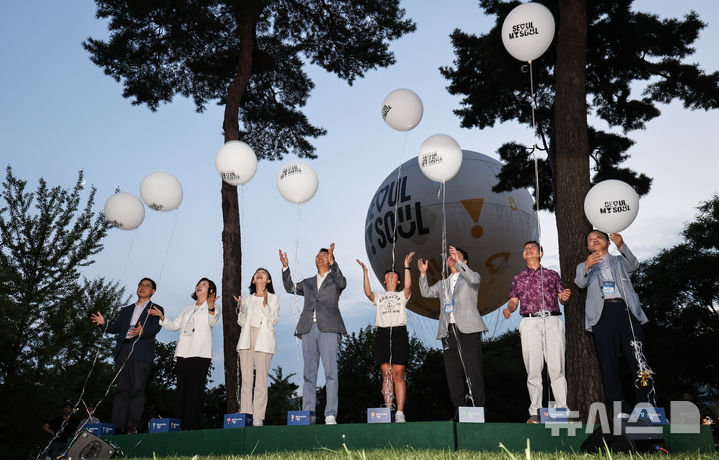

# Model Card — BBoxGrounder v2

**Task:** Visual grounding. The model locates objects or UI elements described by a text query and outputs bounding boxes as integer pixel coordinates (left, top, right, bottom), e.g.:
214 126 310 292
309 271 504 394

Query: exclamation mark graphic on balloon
461 198 484 239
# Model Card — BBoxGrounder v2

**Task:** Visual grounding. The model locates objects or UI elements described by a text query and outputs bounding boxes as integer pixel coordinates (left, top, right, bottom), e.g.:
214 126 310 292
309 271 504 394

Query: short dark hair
523 240 544 252
384 269 401 289
455 247 469 263
586 230 609 244
191 277 217 300
249 268 275 294
139 277 157 290
318 248 329 255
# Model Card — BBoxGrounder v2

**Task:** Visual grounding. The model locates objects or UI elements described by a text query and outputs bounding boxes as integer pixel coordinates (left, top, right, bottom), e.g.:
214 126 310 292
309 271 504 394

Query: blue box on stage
631 406 668 425
83 423 115 436
458 406 485 423
149 418 181 433
287 410 315 425
367 407 392 423
540 407 569 424
224 413 253 428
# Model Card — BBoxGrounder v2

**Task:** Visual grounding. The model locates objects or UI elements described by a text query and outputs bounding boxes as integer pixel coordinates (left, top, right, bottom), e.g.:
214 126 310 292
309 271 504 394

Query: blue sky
2 0 718 389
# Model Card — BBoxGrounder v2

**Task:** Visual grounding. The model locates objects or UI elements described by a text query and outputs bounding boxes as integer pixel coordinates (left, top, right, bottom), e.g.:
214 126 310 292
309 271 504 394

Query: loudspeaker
581 419 667 454
66 431 116 459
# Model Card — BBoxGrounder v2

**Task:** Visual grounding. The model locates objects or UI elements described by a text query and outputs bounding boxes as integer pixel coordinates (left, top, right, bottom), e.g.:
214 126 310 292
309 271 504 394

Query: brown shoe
526 415 541 424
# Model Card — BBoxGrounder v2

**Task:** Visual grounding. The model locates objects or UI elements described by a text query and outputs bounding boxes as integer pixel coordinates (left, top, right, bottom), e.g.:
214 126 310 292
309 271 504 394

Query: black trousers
112 342 152 431
442 324 485 409
174 356 211 430
592 299 651 414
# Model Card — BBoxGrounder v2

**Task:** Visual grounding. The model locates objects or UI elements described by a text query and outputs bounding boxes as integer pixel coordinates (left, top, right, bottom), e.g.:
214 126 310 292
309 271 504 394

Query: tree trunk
220 8 257 414
554 0 603 417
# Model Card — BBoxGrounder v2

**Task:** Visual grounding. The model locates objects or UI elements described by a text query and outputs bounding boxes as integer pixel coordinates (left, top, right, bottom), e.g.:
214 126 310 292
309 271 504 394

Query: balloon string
117 230 138 281
293 203 303 408
390 132 410 273
157 210 180 285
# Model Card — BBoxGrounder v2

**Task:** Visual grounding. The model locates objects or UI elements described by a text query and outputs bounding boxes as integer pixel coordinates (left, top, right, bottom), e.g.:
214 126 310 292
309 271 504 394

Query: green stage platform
102 423 714 457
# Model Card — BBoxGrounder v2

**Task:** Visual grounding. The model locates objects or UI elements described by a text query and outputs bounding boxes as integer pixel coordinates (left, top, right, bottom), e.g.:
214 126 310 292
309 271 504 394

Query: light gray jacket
419 260 487 339
283 262 348 337
574 244 648 331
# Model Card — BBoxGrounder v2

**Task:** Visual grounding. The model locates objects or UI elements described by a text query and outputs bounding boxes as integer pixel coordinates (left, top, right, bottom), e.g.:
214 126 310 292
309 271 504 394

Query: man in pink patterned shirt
504 241 571 423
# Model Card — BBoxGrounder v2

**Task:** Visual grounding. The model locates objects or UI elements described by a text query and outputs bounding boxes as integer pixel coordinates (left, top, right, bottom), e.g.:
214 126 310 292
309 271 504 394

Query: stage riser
102 422 714 457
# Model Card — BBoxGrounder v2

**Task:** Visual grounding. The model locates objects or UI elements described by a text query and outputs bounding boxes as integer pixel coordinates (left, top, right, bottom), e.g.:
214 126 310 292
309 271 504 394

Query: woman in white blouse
148 277 220 430
233 268 280 427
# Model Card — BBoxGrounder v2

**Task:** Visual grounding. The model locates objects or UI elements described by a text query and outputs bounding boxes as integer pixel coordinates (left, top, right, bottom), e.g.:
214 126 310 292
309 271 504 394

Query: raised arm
611 234 639 272
403 252 415 299
454 259 480 288
356 259 375 302
327 243 347 291
280 249 305 296
417 258 440 298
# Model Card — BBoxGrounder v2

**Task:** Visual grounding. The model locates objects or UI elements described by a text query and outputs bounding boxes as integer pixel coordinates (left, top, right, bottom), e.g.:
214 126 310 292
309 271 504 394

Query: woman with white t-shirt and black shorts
356 252 414 423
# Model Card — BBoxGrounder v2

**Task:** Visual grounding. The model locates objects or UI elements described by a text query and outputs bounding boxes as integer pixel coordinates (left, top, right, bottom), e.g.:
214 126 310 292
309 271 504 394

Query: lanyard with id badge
602 281 616 296
183 306 201 336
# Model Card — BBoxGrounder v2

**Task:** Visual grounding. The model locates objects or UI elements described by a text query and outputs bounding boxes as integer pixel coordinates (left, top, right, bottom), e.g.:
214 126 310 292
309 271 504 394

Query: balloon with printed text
583 179 639 234
140 171 183 211
382 88 423 131
277 161 319 204
215 140 258 186
365 150 537 318
501 2 555 62
104 192 145 230
418 134 463 183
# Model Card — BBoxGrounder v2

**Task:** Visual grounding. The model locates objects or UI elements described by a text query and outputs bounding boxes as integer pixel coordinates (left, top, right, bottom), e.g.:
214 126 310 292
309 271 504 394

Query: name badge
602 281 616 296
443 298 454 313
182 318 195 336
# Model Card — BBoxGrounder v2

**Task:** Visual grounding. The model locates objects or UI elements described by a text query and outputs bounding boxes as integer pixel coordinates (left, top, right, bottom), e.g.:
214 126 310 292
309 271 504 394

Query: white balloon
382 89 423 131
584 179 639 233
418 134 463 183
215 140 258 186
104 192 145 230
140 171 183 211
277 161 319 204
365 150 537 318
501 2 555 62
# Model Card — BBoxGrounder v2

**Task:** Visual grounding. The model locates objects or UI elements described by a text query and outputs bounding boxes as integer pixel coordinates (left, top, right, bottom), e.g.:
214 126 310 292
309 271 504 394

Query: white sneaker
252 419 263 426
325 415 337 425
395 411 406 423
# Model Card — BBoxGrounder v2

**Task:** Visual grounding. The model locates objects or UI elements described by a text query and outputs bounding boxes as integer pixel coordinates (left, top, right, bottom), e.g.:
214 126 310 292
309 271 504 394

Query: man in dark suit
280 244 347 424
91 277 163 434
418 246 487 417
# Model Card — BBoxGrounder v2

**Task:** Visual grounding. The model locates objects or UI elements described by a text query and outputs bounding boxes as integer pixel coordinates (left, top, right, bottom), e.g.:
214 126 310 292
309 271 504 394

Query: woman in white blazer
234 268 280 426
148 277 220 430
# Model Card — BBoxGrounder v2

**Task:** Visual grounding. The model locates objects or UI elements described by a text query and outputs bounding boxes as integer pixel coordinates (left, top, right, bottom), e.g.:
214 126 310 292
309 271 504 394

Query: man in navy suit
91 277 163 434
280 244 347 424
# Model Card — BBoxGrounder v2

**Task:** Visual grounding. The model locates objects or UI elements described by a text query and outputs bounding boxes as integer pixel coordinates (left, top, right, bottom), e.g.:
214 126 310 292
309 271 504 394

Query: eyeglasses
138 282 154 288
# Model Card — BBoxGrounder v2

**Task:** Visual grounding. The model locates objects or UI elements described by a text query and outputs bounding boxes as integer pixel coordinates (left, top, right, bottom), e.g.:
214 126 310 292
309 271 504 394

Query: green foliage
440 0 719 209
0 167 125 459
336 325 529 423
265 366 299 425
634 195 719 418
84 0 416 160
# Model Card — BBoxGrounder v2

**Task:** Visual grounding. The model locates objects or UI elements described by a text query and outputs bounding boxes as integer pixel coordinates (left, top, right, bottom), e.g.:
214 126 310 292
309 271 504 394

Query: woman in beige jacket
234 268 280 426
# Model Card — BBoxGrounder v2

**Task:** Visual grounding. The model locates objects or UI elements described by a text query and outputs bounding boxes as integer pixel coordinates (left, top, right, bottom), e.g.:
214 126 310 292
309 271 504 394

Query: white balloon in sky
215 140 258 186
276 161 319 204
584 179 639 233
139 171 183 211
104 192 145 230
382 88 423 131
501 2 556 62
417 134 463 183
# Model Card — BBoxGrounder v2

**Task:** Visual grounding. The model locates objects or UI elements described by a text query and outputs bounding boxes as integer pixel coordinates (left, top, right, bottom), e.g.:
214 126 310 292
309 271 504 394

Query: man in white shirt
280 244 347 424
418 246 487 419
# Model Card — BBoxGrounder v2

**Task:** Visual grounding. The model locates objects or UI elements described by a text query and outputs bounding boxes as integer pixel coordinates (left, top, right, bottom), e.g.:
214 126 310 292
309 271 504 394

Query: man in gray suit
280 243 347 424
575 230 652 416
418 246 487 417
